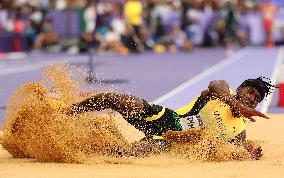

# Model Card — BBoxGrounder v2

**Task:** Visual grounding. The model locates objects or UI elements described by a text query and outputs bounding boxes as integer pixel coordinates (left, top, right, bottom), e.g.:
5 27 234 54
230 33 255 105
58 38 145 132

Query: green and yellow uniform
128 97 207 137
132 89 246 141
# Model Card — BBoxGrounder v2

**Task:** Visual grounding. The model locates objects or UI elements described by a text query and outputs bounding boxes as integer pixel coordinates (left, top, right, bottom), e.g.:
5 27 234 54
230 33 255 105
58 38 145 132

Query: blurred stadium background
0 0 284 127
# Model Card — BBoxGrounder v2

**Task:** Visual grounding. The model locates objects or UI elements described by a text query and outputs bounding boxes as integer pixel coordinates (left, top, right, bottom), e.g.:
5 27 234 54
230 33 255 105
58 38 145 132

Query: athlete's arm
199 80 241 116
204 80 270 120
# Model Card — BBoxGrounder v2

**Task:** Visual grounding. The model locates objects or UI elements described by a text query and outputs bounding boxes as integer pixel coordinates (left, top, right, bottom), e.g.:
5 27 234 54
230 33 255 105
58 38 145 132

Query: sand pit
0 114 283 178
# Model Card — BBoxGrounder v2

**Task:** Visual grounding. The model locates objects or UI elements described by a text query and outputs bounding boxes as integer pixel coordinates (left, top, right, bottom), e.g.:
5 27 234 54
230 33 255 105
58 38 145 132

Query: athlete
67 77 275 143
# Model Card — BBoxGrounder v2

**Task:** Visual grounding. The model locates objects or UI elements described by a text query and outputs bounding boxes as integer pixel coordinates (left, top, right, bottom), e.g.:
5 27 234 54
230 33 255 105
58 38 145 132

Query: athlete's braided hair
239 77 278 102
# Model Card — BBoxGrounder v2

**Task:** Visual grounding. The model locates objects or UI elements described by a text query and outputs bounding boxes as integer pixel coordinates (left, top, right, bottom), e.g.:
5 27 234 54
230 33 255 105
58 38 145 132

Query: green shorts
125 100 182 136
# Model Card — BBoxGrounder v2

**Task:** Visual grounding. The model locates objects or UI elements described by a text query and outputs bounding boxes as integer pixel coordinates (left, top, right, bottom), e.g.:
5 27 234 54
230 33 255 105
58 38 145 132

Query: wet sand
0 114 283 178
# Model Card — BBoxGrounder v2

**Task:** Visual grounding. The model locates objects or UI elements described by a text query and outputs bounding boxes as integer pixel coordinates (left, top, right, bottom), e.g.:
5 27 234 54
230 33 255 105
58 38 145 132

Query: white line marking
261 47 283 114
153 49 249 104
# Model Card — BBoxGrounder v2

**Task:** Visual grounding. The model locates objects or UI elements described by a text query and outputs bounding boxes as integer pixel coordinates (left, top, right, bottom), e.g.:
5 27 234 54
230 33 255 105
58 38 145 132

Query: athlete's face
236 86 262 109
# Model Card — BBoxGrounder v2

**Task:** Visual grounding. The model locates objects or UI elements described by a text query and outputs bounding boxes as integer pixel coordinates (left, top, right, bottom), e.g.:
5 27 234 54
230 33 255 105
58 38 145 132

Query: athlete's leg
68 92 145 119
68 92 181 137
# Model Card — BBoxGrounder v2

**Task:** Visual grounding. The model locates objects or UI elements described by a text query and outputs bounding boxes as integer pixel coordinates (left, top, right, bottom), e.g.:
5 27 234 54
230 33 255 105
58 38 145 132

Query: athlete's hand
236 103 270 121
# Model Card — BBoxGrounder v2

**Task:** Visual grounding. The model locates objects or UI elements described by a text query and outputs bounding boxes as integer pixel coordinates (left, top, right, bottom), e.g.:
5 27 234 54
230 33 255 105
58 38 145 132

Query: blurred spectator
203 12 220 46
30 7 43 33
154 24 192 53
102 26 129 55
139 25 155 50
237 12 250 47
96 1 113 29
153 1 173 35
56 0 67 11
184 1 202 45
0 0 284 54
82 1 96 34
121 24 144 53
223 1 239 56
0 6 8 32
34 19 58 49
111 14 125 37
261 0 277 47
154 24 179 53
13 12 25 34
124 0 143 39
172 25 193 51
13 12 25 51
67 0 86 9
144 0 157 31
25 19 37 49
94 14 129 55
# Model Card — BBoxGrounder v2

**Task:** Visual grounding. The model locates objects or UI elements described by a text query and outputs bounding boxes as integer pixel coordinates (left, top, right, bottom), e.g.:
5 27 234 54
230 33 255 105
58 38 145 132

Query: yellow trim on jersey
228 88 235 96
175 88 235 116
175 95 199 116
144 107 166 121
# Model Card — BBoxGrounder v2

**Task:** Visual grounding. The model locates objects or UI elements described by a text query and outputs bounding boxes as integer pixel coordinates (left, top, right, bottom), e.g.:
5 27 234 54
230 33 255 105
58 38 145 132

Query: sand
0 64 140 163
0 114 283 178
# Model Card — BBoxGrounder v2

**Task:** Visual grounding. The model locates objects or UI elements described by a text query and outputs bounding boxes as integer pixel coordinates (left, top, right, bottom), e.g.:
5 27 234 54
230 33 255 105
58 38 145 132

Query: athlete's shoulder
175 95 200 116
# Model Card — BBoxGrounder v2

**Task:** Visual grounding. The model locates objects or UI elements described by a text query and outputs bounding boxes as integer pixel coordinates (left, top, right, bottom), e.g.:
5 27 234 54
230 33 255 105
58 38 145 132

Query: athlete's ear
236 86 242 95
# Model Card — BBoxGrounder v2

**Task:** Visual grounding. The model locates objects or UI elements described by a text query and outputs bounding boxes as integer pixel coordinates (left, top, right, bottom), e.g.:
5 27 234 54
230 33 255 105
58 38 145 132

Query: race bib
179 115 205 130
